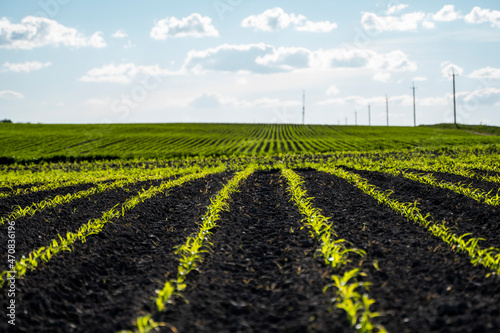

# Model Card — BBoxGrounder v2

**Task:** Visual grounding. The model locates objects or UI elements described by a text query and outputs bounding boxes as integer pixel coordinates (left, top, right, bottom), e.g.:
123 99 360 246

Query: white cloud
79 63 177 83
183 43 417 75
387 4 409 15
0 16 106 49
412 76 428 81
0 90 24 99
184 43 282 74
326 85 340 96
2 61 52 73
361 10 426 32
241 7 337 33
468 67 500 79
441 61 464 79
294 20 338 33
465 7 500 28
433 5 462 22
111 29 127 38
151 13 219 39
463 87 500 103
255 47 311 71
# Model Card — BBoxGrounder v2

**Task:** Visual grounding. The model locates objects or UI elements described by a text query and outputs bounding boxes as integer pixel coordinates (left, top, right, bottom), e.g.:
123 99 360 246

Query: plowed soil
1 170 499 333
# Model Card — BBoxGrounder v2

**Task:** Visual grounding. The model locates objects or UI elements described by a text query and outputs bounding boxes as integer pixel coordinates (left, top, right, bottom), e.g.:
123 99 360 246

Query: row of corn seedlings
0 165 206 225
0 165 226 288
318 165 500 276
339 161 500 207
281 168 386 333
122 165 255 333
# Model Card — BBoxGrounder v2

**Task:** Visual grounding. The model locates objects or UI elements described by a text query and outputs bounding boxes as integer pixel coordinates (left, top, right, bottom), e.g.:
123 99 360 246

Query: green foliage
1 123 499 163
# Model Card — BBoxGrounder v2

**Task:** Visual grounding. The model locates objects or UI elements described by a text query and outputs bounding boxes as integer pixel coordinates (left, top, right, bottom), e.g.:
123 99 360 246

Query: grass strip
319 165 500 276
281 168 386 333
122 165 255 333
0 165 226 288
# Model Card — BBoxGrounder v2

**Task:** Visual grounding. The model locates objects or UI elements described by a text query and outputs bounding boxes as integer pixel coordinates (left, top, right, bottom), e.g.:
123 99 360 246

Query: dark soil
0 179 169 269
345 167 500 249
299 170 500 333
2 170 500 333
156 171 349 332
404 168 500 195
0 172 231 333
0 183 96 217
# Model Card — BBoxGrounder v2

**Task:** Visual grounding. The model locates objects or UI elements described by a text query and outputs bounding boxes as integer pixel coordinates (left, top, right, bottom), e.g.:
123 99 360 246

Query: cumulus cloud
183 43 284 74
412 76 428 81
361 10 426 32
183 43 417 76
151 13 219 39
111 29 127 38
0 90 24 99
441 61 464 79
361 4 469 32
463 87 500 104
465 7 500 28
373 72 391 82
432 5 462 22
468 67 500 79
314 49 417 72
0 16 106 49
241 7 337 33
79 63 177 83
2 61 52 73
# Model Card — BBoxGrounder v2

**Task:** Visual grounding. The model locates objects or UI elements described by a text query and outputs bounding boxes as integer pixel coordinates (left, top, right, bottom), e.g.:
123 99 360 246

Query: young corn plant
126 165 255 333
319 165 500 276
281 168 385 333
0 166 226 288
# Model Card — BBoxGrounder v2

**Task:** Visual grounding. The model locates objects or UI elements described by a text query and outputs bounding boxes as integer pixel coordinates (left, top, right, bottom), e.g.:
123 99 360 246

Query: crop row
3 123 499 162
0 165 226 287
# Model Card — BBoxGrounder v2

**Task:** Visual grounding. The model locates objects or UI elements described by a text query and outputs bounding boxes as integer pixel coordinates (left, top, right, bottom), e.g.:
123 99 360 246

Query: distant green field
1 123 499 163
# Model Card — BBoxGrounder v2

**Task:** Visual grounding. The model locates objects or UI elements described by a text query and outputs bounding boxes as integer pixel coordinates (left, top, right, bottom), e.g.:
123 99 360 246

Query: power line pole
345 117 347 126
410 82 417 127
302 89 305 125
386 95 389 126
368 104 371 126
450 68 459 128
355 109 357 126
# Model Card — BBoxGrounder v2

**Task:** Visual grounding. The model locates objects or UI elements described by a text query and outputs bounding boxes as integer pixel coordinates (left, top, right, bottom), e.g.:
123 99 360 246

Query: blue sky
0 0 499 125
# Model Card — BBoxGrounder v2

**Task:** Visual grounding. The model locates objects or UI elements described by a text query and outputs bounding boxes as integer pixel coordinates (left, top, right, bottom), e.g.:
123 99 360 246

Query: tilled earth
0 170 499 332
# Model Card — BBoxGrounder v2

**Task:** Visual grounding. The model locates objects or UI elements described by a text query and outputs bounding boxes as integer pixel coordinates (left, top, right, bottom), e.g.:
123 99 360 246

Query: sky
0 0 499 126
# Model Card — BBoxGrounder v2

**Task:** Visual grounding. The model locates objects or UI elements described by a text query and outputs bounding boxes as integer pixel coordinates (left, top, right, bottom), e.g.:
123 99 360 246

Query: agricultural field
1 123 500 163
1 138 500 332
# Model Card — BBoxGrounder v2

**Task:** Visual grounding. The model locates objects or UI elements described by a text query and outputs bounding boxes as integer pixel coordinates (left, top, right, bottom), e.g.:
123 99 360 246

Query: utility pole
302 89 305 125
345 117 347 126
368 105 371 126
386 95 389 126
451 68 459 128
410 82 417 127
355 109 357 126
